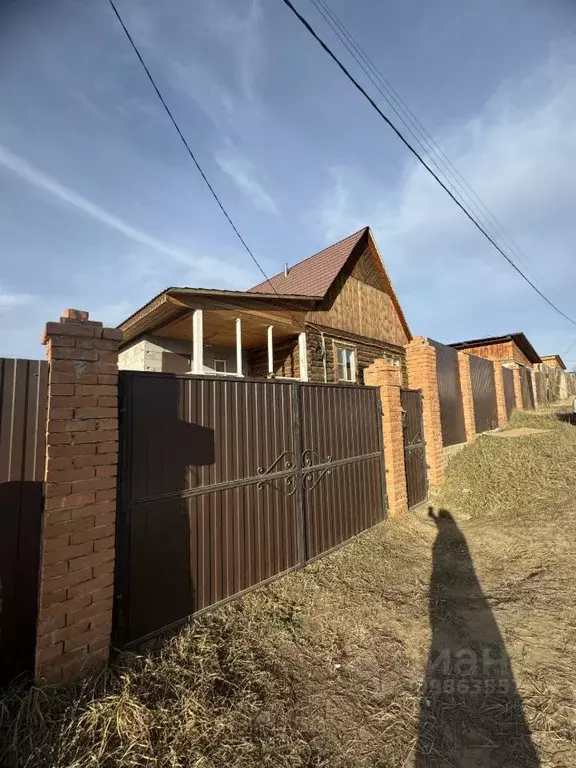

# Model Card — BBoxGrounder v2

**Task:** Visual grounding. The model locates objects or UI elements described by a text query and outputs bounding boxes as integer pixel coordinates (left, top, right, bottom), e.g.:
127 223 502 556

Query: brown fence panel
299 383 386 560
520 367 535 410
429 340 466 446
116 373 386 647
469 355 498 433
400 389 427 509
117 373 300 645
502 367 516 417
0 358 47 684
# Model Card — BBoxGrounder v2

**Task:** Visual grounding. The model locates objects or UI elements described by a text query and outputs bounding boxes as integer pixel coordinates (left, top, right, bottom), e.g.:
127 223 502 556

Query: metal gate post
291 382 307 566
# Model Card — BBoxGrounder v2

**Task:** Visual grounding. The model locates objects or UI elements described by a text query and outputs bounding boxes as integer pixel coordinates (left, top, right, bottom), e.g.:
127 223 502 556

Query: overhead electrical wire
308 0 563 303
280 0 576 327
106 0 284 301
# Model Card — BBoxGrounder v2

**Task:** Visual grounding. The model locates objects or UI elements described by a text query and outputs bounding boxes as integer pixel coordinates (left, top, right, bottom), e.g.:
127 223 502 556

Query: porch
118 288 316 381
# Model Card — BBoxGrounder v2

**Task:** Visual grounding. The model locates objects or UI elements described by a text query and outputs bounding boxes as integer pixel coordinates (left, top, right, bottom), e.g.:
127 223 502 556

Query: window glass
214 359 227 373
336 347 355 381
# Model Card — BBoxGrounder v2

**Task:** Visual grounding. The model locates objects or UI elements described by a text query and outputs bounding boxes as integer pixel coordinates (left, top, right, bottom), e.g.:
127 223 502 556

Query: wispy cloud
0 286 33 314
216 146 279 214
0 143 250 283
316 46 576 349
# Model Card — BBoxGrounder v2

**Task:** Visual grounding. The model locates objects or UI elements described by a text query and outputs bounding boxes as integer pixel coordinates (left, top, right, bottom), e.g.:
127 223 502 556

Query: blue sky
1 0 576 366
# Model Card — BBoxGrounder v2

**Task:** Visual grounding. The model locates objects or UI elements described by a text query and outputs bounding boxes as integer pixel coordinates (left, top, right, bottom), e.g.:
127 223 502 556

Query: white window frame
334 343 357 383
213 358 228 374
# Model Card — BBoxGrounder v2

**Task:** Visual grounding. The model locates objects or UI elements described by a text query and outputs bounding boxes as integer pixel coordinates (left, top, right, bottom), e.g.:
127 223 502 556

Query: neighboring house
539 354 566 370
449 333 541 369
118 227 411 383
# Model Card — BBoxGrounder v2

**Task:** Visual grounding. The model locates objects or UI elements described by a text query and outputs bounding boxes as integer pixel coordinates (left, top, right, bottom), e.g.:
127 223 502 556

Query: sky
1 0 576 366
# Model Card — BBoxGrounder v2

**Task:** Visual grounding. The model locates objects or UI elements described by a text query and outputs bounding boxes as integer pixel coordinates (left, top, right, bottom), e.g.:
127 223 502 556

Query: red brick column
512 367 524 411
457 352 476 442
35 309 122 683
364 360 408 516
493 362 507 426
405 338 444 487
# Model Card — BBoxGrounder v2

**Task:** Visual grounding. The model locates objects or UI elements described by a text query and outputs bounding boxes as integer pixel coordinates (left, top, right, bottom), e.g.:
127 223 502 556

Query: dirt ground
1 405 575 767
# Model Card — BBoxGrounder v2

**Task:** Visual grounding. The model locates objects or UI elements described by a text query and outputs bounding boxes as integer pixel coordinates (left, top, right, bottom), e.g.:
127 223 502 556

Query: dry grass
1 406 576 767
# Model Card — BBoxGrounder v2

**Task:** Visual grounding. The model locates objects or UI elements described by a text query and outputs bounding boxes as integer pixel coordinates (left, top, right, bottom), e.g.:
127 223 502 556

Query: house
117 227 411 383
449 332 541 370
539 354 566 370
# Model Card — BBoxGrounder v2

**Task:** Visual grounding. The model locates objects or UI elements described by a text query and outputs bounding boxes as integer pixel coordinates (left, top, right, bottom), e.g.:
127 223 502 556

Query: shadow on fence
415 508 539 767
0 480 43 687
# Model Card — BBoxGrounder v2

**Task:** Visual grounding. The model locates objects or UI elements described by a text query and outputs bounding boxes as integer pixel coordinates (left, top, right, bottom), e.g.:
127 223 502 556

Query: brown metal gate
430 340 466 446
115 373 386 646
469 355 498 433
400 389 428 509
502 367 516 417
520 367 535 409
0 358 47 685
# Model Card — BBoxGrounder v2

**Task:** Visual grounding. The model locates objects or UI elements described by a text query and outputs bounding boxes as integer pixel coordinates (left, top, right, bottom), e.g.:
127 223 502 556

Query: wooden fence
0 358 47 684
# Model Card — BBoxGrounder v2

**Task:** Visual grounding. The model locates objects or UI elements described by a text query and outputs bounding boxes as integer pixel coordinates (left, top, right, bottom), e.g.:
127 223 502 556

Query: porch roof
118 287 317 348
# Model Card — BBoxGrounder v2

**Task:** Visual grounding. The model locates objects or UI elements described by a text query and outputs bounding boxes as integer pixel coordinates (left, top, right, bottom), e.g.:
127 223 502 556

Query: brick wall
35 309 121 683
512 367 524 411
457 352 476 442
364 360 407 516
405 338 445 486
493 361 508 426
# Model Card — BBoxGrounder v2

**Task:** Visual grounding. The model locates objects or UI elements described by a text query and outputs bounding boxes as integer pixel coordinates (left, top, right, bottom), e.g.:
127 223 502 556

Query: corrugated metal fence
469 355 498 433
430 340 467 446
502 367 516 418
115 372 387 646
0 358 47 684
520 367 535 410
400 389 427 509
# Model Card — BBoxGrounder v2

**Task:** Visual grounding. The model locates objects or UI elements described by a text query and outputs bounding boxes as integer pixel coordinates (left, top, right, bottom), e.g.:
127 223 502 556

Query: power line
280 0 576 327
308 0 564 304
106 0 281 298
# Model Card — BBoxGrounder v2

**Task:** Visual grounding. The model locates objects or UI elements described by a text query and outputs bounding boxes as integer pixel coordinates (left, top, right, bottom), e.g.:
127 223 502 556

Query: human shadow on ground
414 508 540 767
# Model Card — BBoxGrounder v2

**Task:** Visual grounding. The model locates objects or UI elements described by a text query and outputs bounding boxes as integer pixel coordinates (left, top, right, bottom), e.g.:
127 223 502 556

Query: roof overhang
541 354 566 370
449 332 541 364
118 287 319 347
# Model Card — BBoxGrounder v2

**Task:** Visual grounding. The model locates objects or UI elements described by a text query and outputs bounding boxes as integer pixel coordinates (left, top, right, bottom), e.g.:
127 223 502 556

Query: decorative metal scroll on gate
256 451 297 496
302 449 332 492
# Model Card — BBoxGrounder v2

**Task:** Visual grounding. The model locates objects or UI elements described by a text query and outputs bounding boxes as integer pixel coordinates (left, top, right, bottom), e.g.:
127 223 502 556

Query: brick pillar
493 362 507 426
512 366 524 411
35 309 122 683
364 360 408 516
405 337 444 487
457 352 476 442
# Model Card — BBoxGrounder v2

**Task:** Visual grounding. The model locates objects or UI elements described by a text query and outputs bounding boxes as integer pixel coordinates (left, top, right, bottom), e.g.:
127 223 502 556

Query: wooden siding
248 339 300 379
306 325 405 385
306 248 409 348
458 341 533 368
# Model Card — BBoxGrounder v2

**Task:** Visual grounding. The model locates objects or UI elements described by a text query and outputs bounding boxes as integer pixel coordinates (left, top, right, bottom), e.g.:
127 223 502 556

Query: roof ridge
260 226 369 283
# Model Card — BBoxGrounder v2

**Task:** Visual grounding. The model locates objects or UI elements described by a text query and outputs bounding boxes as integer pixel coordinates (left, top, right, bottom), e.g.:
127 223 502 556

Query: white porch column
235 317 243 376
192 309 203 374
267 325 274 376
298 331 308 381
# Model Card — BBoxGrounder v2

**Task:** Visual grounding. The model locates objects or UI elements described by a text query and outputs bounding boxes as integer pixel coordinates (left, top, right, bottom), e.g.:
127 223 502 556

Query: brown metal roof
449 333 541 364
248 227 369 297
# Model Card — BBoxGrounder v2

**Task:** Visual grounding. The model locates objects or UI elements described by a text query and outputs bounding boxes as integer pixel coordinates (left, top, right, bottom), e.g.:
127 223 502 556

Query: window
336 346 356 382
214 359 227 374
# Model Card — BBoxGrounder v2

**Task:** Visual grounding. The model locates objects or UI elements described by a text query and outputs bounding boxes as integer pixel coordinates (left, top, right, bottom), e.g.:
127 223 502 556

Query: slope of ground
1 407 575 767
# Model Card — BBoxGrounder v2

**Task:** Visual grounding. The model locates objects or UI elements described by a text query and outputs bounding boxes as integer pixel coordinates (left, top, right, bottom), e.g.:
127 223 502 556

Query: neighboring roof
249 227 369 297
449 333 541 364
541 354 567 370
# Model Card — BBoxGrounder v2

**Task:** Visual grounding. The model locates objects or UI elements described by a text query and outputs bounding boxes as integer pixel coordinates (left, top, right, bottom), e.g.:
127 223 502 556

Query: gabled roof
249 227 369 297
449 333 541 364
541 354 566 370
249 226 411 341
